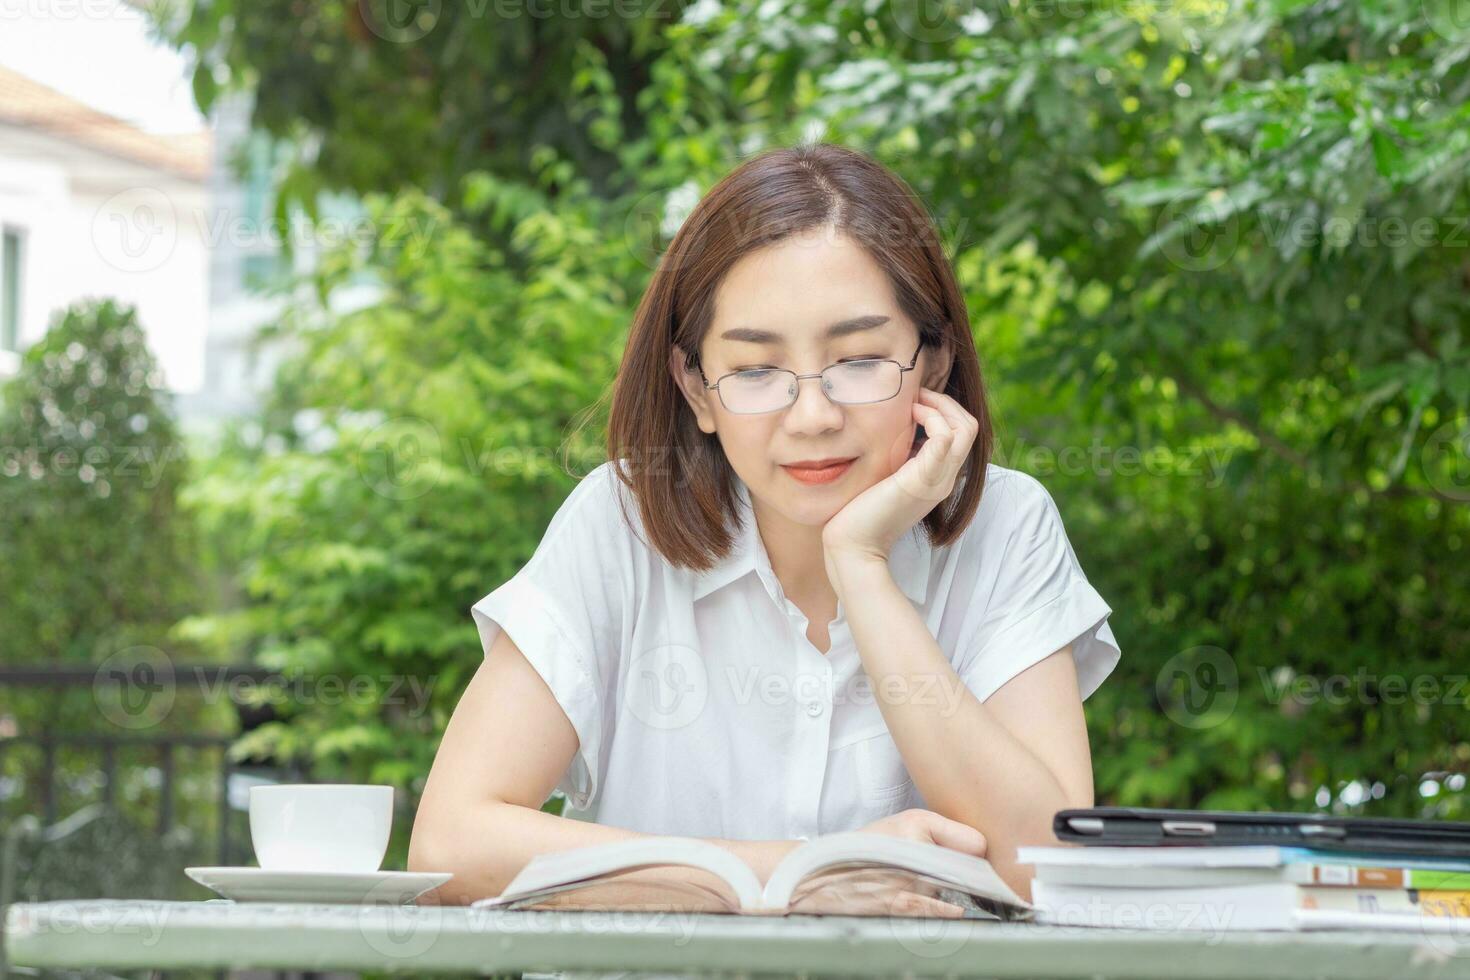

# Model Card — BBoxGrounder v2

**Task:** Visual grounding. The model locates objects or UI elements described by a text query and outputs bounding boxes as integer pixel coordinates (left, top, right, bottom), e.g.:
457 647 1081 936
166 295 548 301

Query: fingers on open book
897 892 968 918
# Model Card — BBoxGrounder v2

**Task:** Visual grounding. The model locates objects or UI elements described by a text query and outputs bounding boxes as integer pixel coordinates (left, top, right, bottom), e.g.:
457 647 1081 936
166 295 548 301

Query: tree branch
1163 360 1467 506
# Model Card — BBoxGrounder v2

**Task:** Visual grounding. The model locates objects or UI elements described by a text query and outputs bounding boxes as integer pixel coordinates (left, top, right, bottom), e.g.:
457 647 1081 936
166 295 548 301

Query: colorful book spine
1300 887 1470 917
1306 865 1470 889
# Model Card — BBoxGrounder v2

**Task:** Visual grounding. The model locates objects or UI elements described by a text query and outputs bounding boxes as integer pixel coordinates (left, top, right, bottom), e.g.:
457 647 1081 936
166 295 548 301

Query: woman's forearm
409 799 803 907
829 553 1074 902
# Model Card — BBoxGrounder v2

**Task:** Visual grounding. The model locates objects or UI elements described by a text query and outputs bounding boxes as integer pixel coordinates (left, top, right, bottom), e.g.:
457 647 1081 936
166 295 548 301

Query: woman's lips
781 459 856 485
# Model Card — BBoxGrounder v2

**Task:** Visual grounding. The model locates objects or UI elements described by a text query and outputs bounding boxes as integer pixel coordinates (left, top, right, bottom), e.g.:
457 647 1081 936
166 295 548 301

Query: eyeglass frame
694 339 925 415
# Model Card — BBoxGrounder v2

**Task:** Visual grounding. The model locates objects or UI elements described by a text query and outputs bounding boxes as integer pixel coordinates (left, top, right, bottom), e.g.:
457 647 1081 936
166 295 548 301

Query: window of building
1 227 22 352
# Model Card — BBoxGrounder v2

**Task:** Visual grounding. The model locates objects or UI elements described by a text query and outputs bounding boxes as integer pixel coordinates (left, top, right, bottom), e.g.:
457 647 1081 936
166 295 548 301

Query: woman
409 142 1121 914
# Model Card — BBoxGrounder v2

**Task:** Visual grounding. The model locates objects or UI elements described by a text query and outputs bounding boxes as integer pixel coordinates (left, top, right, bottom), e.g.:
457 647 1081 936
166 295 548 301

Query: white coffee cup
249 783 394 873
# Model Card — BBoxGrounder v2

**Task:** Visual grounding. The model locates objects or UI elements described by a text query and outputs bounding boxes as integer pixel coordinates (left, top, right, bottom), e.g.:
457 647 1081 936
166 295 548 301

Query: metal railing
0 663 305 867
0 664 320 979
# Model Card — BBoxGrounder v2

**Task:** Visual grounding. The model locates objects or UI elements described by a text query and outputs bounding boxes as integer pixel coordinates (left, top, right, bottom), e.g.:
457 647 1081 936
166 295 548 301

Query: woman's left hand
821 386 979 576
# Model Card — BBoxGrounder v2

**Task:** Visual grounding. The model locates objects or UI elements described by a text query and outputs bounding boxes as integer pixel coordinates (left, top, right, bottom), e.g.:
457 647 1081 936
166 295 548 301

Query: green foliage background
137 0 1470 819
0 299 196 663
0 299 238 857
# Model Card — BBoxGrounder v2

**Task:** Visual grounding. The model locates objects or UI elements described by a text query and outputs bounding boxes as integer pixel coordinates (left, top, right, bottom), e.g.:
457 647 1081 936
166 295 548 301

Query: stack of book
1017 843 1470 932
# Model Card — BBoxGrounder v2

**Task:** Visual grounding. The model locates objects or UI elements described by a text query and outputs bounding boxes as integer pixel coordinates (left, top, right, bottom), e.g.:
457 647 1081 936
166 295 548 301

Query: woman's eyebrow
718 314 891 345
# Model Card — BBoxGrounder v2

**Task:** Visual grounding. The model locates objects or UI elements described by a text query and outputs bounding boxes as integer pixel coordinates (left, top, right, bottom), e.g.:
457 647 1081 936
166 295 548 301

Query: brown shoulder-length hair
601 141 992 573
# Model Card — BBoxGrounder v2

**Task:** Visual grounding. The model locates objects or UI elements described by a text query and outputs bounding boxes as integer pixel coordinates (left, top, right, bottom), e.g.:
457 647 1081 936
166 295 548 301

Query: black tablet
1053 806 1470 856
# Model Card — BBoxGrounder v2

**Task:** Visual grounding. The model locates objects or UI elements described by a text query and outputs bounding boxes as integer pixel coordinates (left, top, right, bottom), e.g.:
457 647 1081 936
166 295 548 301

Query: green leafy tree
160 0 1470 818
0 299 232 854
179 175 629 798
156 0 692 226
0 298 197 663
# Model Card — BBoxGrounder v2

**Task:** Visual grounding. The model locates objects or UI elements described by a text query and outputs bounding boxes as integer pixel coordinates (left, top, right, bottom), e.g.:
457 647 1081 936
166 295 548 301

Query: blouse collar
691 474 932 604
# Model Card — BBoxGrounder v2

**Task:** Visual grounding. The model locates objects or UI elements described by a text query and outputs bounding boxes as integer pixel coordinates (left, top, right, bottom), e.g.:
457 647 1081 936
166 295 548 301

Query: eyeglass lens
720 360 901 414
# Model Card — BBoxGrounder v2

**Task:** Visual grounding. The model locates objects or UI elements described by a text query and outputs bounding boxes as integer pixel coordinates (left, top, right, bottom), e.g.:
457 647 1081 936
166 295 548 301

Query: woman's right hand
858 808 988 857
787 810 988 918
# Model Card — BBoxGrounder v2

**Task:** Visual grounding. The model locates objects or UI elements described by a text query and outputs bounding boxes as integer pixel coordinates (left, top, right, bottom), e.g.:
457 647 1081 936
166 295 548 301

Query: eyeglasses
696 340 923 415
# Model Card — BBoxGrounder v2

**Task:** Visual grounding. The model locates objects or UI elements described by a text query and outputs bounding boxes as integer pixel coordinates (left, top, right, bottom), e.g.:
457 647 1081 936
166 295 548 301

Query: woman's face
672 227 952 529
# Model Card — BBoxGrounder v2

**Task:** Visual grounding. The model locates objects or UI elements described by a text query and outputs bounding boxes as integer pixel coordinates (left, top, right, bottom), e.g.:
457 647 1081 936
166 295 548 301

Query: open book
471 832 1034 919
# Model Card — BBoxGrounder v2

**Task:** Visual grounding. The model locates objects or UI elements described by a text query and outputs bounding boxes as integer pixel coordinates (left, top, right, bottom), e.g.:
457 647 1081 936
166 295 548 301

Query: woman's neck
752 499 836 608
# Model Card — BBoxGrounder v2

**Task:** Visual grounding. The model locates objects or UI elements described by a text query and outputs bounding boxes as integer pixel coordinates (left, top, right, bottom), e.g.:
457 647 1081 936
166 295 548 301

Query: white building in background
187 88 296 425
189 88 383 429
0 62 379 435
0 0 390 443
0 63 211 392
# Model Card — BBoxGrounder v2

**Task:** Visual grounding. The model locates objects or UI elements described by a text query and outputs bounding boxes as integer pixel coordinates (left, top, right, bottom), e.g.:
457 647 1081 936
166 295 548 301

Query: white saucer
185 866 452 904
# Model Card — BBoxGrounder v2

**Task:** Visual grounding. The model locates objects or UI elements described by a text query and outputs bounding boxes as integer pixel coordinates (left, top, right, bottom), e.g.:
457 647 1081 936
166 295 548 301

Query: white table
6 899 1470 978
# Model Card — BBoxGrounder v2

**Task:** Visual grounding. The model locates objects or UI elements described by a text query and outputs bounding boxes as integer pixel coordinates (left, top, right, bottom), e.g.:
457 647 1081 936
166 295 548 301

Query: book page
490 864 746 914
764 832 1031 918
473 836 764 912
784 864 998 918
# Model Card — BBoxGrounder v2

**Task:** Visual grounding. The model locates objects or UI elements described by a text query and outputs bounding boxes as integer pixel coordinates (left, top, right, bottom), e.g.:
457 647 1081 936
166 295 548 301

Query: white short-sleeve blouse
471 459 1120 840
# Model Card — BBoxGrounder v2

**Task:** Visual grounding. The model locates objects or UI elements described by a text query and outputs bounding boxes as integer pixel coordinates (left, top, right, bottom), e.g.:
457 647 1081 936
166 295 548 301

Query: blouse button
805 700 823 717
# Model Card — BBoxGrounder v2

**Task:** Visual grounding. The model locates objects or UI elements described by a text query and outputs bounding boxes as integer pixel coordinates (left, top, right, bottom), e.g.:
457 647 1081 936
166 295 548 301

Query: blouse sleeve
953 471 1121 704
470 463 631 811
